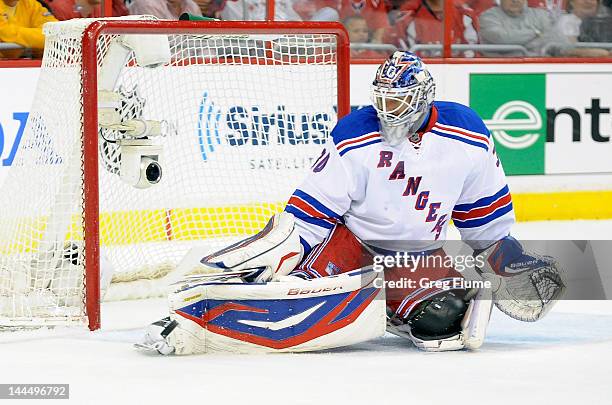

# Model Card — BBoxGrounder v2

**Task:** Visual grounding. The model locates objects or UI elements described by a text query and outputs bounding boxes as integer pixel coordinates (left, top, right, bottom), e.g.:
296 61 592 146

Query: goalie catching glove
475 236 566 322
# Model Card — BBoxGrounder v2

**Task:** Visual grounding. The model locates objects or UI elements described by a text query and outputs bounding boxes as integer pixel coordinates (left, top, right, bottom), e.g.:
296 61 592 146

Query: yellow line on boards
1 191 611 254
512 191 612 221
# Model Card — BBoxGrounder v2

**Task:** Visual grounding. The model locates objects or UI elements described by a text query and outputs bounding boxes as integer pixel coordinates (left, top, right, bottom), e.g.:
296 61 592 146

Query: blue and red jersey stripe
336 131 382 156
285 189 343 230
430 122 490 151
452 185 513 228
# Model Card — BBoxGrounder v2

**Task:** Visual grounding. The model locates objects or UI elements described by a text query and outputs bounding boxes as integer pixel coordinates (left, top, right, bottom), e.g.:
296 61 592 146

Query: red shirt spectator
387 0 493 16
389 0 472 55
45 0 128 19
309 0 390 42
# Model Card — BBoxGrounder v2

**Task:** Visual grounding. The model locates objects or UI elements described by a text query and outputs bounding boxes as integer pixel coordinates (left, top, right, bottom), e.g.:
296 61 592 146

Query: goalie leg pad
163 268 386 354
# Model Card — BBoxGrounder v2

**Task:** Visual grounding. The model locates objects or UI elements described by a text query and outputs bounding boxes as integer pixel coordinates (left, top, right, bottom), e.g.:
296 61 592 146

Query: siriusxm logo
0 112 28 166
197 92 223 161
197 92 334 161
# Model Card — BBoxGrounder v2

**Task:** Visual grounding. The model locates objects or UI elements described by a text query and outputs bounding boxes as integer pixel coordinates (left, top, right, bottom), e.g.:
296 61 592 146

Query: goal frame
80 20 351 330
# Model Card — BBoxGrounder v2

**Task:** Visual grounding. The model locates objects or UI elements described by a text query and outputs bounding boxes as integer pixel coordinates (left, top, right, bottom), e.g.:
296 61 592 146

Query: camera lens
145 160 162 184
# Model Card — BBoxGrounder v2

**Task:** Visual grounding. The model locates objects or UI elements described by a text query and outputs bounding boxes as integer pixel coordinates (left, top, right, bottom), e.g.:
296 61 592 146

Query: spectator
384 0 408 23
192 0 224 17
344 14 389 58
389 0 474 56
128 0 201 19
45 0 128 20
558 0 602 38
479 0 606 56
311 0 390 43
559 0 612 44
528 0 567 20
0 0 56 56
221 0 302 20
294 0 340 20
385 0 405 9
465 0 495 14
389 0 494 16
579 14 612 43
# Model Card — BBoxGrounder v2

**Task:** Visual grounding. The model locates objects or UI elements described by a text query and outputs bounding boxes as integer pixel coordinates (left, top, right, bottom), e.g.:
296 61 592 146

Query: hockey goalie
138 51 566 355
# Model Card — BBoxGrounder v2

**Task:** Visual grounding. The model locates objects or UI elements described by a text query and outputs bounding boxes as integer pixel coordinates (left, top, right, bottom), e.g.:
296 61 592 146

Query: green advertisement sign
470 74 546 175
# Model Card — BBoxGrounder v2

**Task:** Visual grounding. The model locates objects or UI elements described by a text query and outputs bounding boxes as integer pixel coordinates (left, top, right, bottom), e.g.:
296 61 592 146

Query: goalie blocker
139 213 565 354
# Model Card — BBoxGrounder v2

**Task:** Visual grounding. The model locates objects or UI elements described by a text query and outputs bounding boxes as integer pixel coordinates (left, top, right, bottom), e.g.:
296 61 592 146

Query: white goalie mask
371 51 436 145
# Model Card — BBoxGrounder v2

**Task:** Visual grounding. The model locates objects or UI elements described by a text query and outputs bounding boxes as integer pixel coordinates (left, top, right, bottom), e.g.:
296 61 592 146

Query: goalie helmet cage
0 18 350 331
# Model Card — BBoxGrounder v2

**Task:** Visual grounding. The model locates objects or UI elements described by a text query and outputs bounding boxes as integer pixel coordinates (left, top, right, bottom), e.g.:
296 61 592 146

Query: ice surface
2 221 612 405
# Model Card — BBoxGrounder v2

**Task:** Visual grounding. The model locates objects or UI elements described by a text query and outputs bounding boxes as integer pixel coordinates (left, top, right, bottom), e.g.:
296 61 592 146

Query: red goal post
82 20 351 330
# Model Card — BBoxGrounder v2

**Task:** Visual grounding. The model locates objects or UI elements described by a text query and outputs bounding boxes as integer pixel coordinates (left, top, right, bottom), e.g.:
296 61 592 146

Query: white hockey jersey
284 101 515 254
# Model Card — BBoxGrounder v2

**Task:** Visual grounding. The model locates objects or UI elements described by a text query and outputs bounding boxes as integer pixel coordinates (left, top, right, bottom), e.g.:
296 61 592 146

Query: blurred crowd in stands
1 0 612 58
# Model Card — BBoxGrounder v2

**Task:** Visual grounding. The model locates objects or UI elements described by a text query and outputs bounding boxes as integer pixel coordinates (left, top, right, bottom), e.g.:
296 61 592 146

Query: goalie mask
371 51 435 145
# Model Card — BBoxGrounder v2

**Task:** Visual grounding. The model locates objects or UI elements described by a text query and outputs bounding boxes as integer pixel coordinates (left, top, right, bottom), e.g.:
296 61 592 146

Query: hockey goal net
0 17 349 330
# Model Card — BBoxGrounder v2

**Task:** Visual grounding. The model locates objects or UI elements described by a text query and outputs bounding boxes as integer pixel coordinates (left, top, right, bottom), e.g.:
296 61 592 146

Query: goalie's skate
135 316 178 355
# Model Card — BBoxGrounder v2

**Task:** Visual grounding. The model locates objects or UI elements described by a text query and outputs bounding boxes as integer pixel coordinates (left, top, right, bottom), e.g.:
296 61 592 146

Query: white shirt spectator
221 0 302 20
556 12 581 38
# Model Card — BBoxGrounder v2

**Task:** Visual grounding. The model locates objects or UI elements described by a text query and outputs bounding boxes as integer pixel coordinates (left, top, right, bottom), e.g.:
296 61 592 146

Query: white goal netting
0 17 345 328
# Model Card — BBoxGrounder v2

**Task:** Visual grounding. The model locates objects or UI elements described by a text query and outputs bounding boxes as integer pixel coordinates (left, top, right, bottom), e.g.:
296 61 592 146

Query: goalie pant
290 223 475 335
